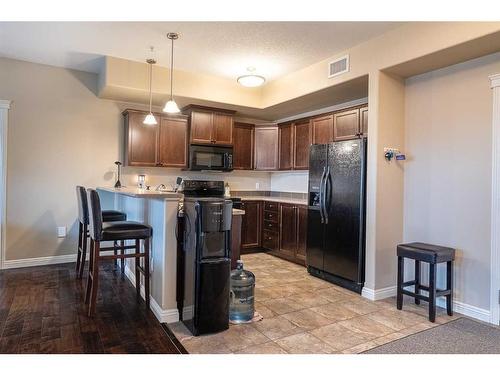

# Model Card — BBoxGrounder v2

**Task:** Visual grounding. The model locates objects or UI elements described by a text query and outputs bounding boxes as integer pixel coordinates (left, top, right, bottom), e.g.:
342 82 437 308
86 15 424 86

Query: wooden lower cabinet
296 205 308 262
240 201 262 250
239 200 308 265
279 203 297 258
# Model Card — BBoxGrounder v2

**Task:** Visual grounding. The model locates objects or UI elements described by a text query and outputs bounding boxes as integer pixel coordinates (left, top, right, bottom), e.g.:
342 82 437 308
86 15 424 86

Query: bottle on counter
229 260 255 323
224 182 231 198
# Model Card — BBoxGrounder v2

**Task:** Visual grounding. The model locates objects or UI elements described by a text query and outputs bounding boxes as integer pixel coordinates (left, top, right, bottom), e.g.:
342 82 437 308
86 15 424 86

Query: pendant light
163 32 180 114
143 47 157 125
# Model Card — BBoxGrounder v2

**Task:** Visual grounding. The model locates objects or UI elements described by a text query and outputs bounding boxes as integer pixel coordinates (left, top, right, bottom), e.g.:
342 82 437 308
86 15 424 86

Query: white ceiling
0 22 402 82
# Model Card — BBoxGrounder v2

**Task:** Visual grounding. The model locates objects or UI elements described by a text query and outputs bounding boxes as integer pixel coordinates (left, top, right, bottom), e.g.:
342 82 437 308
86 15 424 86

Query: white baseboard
123 264 179 324
2 254 77 269
436 298 491 323
1 250 117 270
362 285 491 323
362 285 397 300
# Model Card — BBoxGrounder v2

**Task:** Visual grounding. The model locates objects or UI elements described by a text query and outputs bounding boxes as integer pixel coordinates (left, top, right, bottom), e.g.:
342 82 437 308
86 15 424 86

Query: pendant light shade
163 32 180 114
143 113 157 125
143 47 157 125
163 99 180 113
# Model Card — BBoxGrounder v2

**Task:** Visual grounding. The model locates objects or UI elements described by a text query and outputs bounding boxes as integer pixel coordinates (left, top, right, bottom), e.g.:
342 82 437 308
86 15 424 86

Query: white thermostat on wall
57 226 67 238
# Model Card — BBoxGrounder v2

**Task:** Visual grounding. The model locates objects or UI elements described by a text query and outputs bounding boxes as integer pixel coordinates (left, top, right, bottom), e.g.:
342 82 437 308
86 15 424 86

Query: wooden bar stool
75 186 127 278
396 242 455 322
85 188 152 317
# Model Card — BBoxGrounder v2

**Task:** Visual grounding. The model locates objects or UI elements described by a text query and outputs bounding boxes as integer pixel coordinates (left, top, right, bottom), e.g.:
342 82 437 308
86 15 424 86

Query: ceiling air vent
328 55 349 78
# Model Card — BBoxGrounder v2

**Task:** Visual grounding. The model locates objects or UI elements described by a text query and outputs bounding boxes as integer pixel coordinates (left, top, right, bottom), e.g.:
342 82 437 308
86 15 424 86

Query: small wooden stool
397 242 455 322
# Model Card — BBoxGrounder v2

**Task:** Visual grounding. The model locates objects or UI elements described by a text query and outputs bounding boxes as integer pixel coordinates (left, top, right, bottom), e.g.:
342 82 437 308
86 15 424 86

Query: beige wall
0 57 271 261
404 52 500 310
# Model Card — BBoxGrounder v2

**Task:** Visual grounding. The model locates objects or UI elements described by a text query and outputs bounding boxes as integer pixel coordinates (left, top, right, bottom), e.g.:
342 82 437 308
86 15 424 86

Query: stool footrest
100 245 137 251
401 289 430 302
99 253 145 261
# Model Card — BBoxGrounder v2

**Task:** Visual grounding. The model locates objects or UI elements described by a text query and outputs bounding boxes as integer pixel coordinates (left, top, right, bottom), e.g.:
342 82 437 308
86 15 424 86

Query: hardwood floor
0 261 183 354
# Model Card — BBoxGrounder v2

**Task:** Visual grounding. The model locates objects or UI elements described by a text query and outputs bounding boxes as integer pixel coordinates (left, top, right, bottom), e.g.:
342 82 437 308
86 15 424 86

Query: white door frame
0 100 10 270
490 74 500 325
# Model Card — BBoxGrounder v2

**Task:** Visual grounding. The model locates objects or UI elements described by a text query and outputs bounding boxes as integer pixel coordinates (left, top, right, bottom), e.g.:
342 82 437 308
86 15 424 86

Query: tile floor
168 253 460 354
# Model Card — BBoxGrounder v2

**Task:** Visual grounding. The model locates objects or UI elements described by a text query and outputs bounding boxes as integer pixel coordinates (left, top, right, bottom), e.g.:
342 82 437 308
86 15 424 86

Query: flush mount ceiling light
143 47 157 125
237 67 266 88
163 32 180 114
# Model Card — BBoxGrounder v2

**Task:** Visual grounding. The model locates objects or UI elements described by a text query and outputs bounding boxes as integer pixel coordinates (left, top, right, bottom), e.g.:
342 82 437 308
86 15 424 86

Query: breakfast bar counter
97 187 181 323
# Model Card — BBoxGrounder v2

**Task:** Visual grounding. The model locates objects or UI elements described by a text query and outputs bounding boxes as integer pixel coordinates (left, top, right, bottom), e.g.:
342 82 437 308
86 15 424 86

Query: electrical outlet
57 226 67 238
256 182 260 190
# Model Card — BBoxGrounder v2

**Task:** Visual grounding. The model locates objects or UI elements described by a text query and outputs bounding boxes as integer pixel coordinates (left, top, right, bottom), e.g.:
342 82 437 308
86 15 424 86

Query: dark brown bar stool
397 242 455 322
75 186 128 278
85 188 152 317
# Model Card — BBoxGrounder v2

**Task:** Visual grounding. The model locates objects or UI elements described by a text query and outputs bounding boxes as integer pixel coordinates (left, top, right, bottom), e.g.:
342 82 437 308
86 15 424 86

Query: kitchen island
97 187 245 324
97 187 182 323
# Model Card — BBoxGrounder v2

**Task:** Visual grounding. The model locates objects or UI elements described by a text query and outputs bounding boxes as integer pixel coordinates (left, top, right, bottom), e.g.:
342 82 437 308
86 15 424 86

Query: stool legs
85 239 94 305
135 239 141 300
144 238 151 310
120 240 125 273
87 240 100 317
76 222 88 279
429 263 436 323
446 261 453 316
397 256 404 310
414 260 421 305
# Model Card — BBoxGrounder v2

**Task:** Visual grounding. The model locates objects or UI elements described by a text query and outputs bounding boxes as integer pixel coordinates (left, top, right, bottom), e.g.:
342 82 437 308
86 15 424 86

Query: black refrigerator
306 139 367 293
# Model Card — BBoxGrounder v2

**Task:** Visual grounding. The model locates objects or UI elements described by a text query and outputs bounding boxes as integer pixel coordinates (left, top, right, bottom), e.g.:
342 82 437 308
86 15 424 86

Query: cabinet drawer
262 230 278 251
263 210 278 222
264 201 279 212
263 220 278 232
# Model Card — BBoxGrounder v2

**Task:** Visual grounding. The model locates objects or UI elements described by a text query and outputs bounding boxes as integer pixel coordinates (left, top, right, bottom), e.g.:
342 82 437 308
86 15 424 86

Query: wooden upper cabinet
254 126 279 170
279 203 298 258
293 119 311 170
279 123 293 170
190 110 213 144
158 116 188 168
213 113 233 145
311 114 334 144
124 110 158 167
334 108 360 141
360 106 368 137
185 105 235 146
233 122 254 170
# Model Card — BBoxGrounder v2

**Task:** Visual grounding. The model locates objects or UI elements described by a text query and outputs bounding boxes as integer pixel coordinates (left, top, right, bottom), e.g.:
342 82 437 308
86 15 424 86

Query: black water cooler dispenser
180 181 232 336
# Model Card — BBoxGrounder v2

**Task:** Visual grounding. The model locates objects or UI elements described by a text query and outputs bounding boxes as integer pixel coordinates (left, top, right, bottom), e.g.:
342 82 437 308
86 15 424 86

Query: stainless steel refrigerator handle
324 166 331 225
319 166 326 224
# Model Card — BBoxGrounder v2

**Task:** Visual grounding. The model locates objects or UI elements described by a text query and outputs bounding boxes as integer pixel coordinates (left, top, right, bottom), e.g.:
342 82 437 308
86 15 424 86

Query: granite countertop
239 196 308 205
97 187 182 200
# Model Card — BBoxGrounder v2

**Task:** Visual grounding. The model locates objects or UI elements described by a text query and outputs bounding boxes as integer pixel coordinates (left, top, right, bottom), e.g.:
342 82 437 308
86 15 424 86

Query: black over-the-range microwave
188 145 233 172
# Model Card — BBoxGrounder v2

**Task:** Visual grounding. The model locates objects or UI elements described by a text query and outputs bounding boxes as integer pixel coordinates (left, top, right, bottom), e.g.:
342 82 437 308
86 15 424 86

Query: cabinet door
233 122 254 170
213 113 233 145
296 205 308 262
311 115 334 144
125 111 158 166
158 117 188 168
254 126 279 170
279 204 297 257
360 106 368 137
334 109 360 141
293 119 311 170
241 201 262 248
279 123 293 170
190 111 213 144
